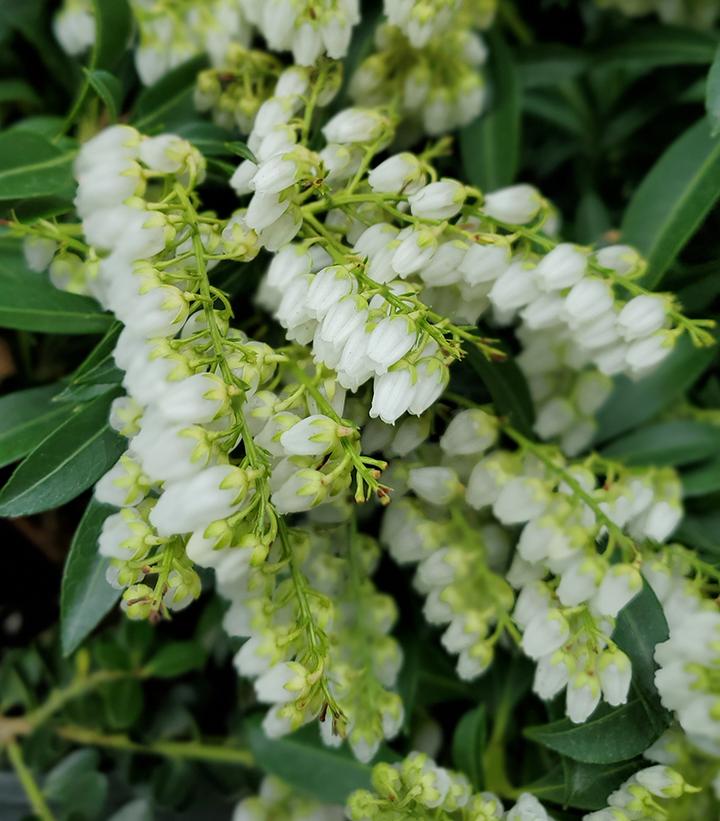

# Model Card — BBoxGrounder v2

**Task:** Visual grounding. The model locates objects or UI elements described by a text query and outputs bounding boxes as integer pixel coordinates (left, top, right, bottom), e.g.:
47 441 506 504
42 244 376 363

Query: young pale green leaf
0 270 111 334
84 68 122 122
621 116 720 288
0 382 71 468
682 457 720 498
92 0 132 70
0 130 74 201
594 335 716 443
601 420 720 466
61 498 120 656
245 715 398 804
0 393 124 517
460 31 520 191
707 45 720 136
133 55 209 130
463 347 535 438
143 641 206 678
595 25 719 70
451 706 486 790
528 759 642 811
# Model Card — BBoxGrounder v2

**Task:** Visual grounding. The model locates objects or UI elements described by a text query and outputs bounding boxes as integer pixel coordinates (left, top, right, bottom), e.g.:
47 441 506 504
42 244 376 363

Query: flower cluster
241 0 360 65
54 0 253 83
234 776 343 821
584 765 698 821
384 0 497 47
346 752 555 820
595 0 719 27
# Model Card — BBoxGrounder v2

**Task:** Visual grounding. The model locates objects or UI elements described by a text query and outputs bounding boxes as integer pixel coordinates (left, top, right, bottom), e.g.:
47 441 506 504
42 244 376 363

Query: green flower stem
6 740 57 821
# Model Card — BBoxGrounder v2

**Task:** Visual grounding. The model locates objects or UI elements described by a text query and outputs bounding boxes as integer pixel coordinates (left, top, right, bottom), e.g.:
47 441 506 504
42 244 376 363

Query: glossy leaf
529 759 641 811
0 393 124 517
601 420 720 466
682 457 720 497
133 55 208 130
675 512 720 558
0 130 74 201
61 498 119 656
707 44 720 136
518 45 588 89
0 383 70 468
622 116 720 287
92 0 132 70
84 68 122 121
144 641 206 678
595 26 719 69
0 79 40 105
246 715 398 804
452 706 486 790
460 32 520 190
594 336 716 443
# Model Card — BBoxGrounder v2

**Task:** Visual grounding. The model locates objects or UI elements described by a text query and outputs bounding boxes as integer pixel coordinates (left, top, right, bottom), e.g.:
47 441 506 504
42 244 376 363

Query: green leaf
527 585 670 765
101 678 143 729
92 0 132 70
707 45 720 136
528 759 641 811
594 335 716 443
682 457 720 498
44 749 108 820
601 420 720 466
0 383 70 468
0 269 111 334
595 26 719 69
245 715 397 804
0 130 74 201
144 641 206 678
675 512 720 558
464 347 535 438
574 189 611 245
0 78 40 105
107 799 153 821
518 45 589 90
56 358 123 403
460 31 520 190
133 55 209 130
0 393 124 517
452 706 486 790
61 498 120 656
84 68 122 121
621 117 720 287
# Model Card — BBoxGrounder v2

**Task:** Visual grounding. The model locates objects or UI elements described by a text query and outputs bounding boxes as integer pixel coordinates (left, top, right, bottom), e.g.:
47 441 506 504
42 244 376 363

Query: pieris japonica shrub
1 1 719 819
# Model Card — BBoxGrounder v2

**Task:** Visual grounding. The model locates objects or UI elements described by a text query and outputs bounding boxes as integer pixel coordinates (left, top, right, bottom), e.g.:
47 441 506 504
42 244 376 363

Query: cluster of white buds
349 21 488 137
54 0 253 84
584 765 698 821
383 0 497 48
347 752 555 820
194 45 283 133
595 0 719 27
240 0 360 65
234 776 343 821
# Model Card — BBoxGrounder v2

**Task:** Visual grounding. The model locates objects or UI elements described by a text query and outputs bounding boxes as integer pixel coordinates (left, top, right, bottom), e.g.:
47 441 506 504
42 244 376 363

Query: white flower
534 398 576 439
635 765 686 798
556 558 602 606
322 108 386 144
440 409 498 456
598 649 632 707
488 261 540 313
625 331 673 377
520 294 565 330
280 415 339 456
149 466 247 536
522 609 570 659
305 265 356 319
409 358 448 416
250 155 299 193
408 178 466 220
254 662 308 704
419 240 467 286
566 671 601 723
493 477 549 525
482 184 542 225
23 236 58 272
595 244 642 275
408 467 460 505
271 468 327 513
392 228 437 276
245 191 290 232
153 373 227 424
507 792 552 820
534 244 588 292
534 651 570 700
368 152 424 194
465 453 512 510
370 368 414 424
617 295 667 341
563 277 615 325
591 564 642 618
366 315 416 373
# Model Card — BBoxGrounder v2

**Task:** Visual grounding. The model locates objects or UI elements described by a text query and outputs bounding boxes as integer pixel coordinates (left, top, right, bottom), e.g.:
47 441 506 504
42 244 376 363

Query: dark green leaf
518 45 589 90
707 44 720 136
0 393 124 517
101 678 143 729
528 759 641 811
61 498 120 656
0 79 40 105
675 512 720 558
452 706 486 790
460 32 520 190
464 347 535 438
133 55 209 130
682 457 720 497
84 68 122 121
622 117 720 288
594 336 716 443
595 26 719 69
574 189 611 245
245 715 398 804
144 641 206 678
601 420 720 466
0 130 74 200
0 383 70 468
55 358 123 403
44 749 108 820
92 0 132 70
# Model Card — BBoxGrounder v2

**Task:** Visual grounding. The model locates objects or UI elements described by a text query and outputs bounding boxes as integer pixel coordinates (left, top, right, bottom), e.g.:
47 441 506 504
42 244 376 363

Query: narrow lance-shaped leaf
0 130 75 201
707 44 720 136
61 498 120 656
0 382 71 468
